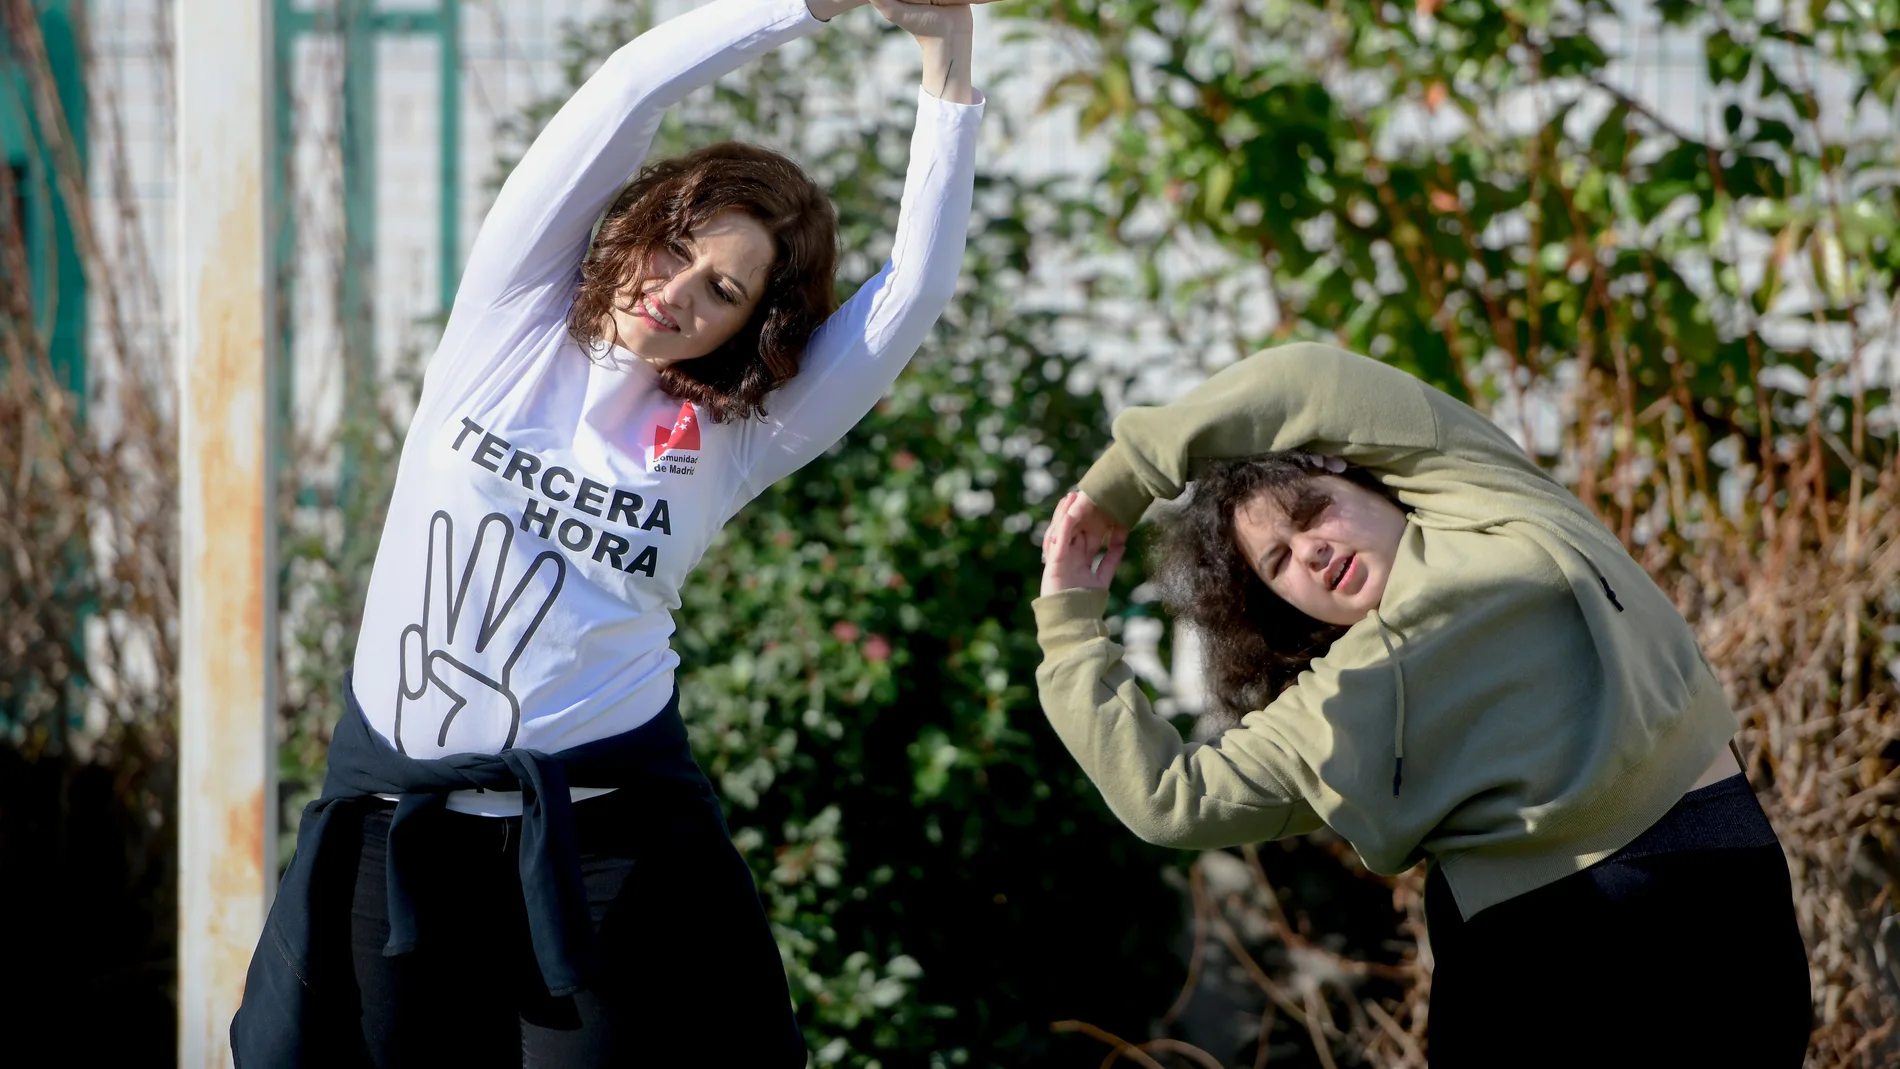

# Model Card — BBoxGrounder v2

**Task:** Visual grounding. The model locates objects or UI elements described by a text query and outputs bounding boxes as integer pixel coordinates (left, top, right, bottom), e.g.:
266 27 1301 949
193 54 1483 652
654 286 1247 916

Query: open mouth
1327 553 1356 592
638 294 680 332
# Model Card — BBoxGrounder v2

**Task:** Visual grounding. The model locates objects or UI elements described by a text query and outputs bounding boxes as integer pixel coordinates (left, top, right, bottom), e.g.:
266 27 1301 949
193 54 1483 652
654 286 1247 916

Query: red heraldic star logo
653 402 700 457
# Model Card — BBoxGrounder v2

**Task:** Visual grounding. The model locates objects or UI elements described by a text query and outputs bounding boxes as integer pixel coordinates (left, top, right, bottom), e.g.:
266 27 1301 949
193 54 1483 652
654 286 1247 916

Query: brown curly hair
1149 452 1401 731
568 141 840 423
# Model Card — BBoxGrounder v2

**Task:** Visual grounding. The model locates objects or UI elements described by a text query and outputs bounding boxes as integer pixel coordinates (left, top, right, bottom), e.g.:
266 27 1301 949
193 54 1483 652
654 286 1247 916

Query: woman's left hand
1040 491 1129 598
867 0 999 41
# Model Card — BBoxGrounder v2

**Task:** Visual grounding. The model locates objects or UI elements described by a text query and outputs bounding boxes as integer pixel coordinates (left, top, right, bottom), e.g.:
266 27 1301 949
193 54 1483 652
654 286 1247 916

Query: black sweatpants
1424 775 1811 1068
322 774 804 1068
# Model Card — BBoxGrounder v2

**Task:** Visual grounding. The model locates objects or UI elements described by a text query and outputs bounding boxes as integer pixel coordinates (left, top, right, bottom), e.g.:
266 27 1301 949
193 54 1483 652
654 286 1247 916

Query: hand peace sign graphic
394 511 567 755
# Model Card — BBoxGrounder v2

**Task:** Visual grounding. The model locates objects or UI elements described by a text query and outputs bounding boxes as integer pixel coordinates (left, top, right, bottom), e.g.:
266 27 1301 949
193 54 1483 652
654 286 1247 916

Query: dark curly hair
568 141 840 423
1149 452 1399 731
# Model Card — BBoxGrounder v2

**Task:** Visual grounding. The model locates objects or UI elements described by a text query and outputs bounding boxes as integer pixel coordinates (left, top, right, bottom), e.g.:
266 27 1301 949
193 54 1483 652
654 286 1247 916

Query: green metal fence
2 0 86 405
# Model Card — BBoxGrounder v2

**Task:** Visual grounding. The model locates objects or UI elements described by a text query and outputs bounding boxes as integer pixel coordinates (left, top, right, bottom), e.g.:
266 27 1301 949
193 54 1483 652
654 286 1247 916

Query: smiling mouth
1327 554 1356 592
638 294 680 332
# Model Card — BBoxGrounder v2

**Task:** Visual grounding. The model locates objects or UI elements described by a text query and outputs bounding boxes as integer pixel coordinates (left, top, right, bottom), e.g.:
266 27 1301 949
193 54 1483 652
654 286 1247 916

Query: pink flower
863 634 892 663
832 621 861 643
892 451 917 472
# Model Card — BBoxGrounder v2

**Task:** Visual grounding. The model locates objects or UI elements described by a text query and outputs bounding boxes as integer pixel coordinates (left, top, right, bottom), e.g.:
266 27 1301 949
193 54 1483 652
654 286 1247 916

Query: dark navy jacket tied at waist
230 674 700 1067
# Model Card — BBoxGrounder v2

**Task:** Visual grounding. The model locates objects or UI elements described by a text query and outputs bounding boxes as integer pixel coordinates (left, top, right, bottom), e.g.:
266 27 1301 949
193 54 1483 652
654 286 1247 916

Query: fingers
490 551 567 677
1042 490 1129 562
1040 489 1134 598
1096 526 1129 579
1039 492 1131 597
427 651 521 753
1041 495 1090 597
1069 491 1118 549
456 513 516 649
399 624 427 701
1039 529 1065 597
1041 490 1072 560
438 512 568 684
1041 490 1075 562
423 511 455 651
1068 491 1121 559
1048 490 1083 561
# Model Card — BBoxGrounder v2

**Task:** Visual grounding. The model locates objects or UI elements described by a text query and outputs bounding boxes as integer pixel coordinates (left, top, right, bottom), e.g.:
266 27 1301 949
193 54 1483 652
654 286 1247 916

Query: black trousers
312 774 804 1068
1424 777 1811 1068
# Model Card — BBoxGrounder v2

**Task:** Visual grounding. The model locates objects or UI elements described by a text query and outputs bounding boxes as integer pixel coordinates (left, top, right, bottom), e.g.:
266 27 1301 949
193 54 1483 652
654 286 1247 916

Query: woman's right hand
1040 491 1129 598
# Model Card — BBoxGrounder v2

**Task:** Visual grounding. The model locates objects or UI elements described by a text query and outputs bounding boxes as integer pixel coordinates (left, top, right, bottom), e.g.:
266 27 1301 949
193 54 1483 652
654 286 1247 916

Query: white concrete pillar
176 0 277 1061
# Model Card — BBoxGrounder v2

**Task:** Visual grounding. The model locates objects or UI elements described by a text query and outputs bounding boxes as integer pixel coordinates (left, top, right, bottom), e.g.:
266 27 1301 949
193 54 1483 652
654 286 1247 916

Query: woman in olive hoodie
1035 343 1809 1066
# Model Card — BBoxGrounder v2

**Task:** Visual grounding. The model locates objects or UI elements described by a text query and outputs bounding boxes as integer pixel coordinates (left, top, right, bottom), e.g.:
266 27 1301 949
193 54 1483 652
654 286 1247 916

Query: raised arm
454 0 851 313
1057 343 1610 575
1078 344 1450 528
1033 585 1326 849
728 0 987 499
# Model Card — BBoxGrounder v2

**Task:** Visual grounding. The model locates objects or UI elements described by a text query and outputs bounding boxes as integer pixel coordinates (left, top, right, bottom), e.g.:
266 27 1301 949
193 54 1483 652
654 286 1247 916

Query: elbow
1107 793 1201 851
857 261 960 351
911 269 961 320
1106 781 1292 852
1127 812 1235 852
894 238 966 311
597 37 649 84
1129 821 1196 851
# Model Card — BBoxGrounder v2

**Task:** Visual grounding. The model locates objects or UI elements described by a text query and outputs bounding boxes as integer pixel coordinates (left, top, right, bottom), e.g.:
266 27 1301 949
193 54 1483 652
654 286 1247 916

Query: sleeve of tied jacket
1033 588 1327 849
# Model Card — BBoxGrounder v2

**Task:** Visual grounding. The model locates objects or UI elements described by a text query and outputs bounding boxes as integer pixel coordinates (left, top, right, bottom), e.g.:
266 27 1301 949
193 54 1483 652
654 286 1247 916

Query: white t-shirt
349 0 983 814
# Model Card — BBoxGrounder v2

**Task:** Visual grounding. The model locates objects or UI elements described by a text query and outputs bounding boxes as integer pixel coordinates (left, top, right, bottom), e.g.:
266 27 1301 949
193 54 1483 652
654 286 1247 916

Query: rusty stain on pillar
177 0 277 1063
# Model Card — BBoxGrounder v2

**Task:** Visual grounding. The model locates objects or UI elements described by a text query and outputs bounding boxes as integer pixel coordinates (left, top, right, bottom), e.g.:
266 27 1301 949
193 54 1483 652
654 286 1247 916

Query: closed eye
719 272 752 305
1261 546 1287 579
1289 489 1332 529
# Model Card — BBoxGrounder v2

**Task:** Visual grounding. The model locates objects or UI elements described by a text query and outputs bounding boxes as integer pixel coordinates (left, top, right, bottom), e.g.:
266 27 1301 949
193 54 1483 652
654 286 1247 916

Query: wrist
1032 589 1113 648
917 31 973 61
917 32 975 104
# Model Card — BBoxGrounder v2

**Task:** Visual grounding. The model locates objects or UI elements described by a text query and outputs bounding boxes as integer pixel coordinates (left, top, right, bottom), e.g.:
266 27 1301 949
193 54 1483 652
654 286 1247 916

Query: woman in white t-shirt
231 1 988 1065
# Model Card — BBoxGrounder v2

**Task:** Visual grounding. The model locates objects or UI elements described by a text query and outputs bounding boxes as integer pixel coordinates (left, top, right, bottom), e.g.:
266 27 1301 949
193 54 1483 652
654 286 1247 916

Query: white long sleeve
726 87 984 507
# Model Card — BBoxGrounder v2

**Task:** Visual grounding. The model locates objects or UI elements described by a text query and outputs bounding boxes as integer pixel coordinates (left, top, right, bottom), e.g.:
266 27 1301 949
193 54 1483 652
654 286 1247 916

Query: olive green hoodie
1034 343 1737 918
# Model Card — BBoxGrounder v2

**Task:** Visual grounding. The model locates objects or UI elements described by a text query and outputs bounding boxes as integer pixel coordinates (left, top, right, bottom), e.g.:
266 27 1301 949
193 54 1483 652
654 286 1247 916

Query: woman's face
1231 474 1408 627
607 209 774 367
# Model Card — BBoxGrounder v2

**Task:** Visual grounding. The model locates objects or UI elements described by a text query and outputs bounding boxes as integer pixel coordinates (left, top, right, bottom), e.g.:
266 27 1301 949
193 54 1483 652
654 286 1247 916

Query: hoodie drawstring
1365 513 1628 801
1598 576 1625 612
1373 610 1406 797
